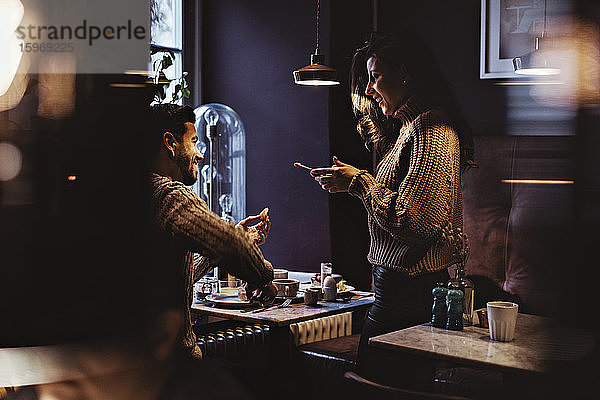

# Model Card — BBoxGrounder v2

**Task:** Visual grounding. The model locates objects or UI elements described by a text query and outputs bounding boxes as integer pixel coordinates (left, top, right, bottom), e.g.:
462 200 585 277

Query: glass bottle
447 263 475 326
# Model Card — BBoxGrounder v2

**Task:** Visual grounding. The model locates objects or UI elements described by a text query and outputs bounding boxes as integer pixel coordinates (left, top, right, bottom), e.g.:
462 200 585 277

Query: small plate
337 285 354 300
204 293 252 309
336 285 355 299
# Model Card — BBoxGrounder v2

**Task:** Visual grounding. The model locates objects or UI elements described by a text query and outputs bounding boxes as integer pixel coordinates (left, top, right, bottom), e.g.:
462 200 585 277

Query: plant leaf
162 55 173 69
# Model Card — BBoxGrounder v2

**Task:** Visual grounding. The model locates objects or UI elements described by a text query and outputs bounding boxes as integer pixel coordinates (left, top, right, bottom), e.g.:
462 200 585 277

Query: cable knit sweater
150 173 273 353
348 96 463 276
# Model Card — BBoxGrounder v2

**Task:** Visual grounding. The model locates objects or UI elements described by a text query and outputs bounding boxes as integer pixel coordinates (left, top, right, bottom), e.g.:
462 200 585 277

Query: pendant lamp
293 0 340 86
512 0 560 76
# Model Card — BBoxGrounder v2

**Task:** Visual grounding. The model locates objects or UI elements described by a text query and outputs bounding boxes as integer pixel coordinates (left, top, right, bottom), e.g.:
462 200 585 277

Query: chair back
343 371 473 400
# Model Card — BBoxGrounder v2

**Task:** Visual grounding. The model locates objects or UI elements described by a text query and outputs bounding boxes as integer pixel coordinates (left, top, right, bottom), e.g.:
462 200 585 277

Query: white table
369 313 594 376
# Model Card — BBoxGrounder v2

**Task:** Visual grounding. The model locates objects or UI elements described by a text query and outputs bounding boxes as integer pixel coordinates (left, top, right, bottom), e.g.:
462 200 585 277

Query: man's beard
175 153 197 186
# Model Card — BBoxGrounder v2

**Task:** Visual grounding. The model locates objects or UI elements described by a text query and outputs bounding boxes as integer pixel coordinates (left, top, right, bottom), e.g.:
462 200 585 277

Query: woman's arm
348 111 460 244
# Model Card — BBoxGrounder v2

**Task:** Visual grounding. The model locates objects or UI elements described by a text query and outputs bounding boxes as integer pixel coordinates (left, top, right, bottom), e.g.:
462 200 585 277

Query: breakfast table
191 292 374 327
191 271 374 370
191 271 374 327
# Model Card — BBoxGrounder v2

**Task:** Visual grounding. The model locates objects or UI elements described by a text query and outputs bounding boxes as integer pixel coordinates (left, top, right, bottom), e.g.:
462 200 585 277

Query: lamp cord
542 0 547 37
315 0 320 54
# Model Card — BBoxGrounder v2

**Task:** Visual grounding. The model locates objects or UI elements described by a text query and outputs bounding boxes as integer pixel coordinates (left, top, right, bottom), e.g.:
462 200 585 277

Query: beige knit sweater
150 173 273 353
348 96 463 276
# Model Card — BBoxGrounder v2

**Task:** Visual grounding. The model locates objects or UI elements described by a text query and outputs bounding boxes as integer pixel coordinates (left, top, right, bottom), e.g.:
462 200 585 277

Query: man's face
174 122 203 185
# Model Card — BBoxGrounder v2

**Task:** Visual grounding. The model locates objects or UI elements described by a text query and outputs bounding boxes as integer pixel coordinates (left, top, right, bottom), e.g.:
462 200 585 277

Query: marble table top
191 293 374 327
369 313 594 375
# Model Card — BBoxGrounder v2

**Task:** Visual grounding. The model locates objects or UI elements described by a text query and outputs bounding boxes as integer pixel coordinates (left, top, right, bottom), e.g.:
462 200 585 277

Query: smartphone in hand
293 162 313 172
294 162 332 177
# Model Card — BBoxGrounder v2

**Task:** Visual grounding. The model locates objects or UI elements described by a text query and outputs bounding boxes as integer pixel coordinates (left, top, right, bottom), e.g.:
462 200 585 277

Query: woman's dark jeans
357 265 450 381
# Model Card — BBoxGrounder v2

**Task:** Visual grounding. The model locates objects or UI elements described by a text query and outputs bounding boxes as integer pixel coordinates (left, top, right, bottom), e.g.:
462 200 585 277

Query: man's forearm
159 184 273 286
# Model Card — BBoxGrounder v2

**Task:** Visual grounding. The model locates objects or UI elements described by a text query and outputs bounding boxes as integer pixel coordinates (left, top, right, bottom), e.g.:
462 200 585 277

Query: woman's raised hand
311 156 360 193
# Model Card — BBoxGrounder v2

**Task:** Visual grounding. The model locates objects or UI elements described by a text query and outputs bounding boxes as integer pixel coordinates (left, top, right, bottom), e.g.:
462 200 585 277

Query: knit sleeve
156 182 273 286
192 253 212 283
348 111 458 244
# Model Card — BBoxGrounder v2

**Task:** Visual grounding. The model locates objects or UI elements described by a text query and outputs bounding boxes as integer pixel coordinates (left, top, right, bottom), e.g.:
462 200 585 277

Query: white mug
487 301 519 342
273 269 288 279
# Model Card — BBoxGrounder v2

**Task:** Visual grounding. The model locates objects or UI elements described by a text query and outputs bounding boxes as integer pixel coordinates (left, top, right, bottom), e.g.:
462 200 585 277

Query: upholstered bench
297 333 361 375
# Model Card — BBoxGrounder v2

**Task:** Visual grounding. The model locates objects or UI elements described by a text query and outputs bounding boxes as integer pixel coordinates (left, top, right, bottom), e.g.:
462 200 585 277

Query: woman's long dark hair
350 31 476 170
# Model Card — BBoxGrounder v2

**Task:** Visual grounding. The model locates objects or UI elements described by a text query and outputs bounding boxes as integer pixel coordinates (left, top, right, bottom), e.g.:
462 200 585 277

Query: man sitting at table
147 104 276 358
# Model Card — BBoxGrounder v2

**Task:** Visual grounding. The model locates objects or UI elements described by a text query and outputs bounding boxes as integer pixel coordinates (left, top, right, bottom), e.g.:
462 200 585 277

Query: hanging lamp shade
513 37 560 76
512 0 560 76
293 0 340 86
293 53 340 86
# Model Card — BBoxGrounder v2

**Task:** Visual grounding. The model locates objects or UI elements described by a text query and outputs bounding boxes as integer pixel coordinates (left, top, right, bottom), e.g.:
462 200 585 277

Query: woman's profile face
364 56 409 116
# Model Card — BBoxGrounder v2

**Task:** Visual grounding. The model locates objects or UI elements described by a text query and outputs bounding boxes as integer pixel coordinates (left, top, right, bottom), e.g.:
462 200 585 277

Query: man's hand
236 208 271 245
310 156 360 193
249 282 277 305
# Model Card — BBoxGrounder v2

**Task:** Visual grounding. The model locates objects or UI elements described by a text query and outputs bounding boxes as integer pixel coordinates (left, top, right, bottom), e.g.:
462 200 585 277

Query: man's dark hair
149 103 196 142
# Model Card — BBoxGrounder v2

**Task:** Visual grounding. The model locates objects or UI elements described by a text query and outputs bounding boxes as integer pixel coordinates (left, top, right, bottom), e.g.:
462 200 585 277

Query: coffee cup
487 301 519 342
273 269 288 279
272 278 300 298
304 287 320 306
309 285 323 300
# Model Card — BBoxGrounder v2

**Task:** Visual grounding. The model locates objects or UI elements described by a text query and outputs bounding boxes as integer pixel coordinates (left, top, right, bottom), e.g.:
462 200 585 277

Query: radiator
196 324 271 361
289 312 352 346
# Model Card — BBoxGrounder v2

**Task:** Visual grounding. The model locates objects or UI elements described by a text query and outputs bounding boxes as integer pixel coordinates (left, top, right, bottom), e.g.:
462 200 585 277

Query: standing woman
310 32 475 374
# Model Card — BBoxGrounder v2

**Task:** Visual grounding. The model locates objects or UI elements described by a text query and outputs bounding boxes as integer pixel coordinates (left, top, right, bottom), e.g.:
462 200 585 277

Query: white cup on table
273 269 288 279
487 301 519 342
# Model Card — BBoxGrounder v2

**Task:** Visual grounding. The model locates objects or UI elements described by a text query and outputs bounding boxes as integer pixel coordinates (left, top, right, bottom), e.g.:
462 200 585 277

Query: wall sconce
512 0 560 76
293 0 340 86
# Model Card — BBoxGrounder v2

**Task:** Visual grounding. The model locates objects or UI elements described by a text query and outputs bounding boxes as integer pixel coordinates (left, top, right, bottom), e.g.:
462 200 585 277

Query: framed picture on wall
150 0 183 50
480 0 546 79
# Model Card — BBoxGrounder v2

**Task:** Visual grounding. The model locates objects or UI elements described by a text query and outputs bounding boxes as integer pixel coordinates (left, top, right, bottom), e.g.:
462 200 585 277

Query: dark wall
201 0 333 271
